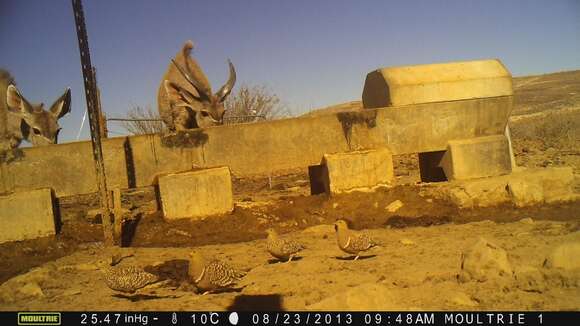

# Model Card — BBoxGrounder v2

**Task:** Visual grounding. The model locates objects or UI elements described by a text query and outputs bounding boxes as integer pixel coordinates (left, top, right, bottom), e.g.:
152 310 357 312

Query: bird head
334 219 349 232
188 251 207 281
265 228 279 239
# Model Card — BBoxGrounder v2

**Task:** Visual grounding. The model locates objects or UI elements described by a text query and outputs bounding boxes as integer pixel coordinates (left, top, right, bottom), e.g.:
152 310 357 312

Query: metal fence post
72 0 114 246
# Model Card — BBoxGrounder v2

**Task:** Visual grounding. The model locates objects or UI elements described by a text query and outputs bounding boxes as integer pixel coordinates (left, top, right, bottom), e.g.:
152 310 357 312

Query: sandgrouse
188 251 245 295
102 265 160 294
265 228 305 263
334 219 378 260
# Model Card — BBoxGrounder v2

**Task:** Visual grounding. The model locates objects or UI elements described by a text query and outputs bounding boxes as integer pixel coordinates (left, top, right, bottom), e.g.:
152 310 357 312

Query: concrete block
362 59 513 108
440 135 512 181
311 148 394 195
418 151 447 182
507 179 544 208
460 179 511 208
445 167 577 209
539 167 575 203
2 94 512 198
158 166 233 220
0 188 56 244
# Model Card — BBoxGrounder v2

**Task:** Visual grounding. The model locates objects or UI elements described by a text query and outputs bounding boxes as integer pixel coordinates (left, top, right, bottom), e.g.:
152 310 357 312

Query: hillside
303 70 580 117
513 70 580 116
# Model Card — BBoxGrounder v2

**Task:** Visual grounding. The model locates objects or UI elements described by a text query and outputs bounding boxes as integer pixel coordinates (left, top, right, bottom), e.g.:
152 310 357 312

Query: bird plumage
265 228 305 262
102 266 159 294
188 251 244 294
334 219 378 260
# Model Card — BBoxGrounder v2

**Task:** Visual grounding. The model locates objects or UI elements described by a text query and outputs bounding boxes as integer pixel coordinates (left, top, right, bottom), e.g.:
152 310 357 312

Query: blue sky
1 0 579 142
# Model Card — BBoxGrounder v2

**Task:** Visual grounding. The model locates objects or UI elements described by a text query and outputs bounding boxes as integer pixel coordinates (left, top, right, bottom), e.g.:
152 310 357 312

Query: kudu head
160 41 236 130
6 84 71 146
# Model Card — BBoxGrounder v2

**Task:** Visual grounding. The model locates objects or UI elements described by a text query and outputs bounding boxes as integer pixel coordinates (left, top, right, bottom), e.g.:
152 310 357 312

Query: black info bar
4 311 578 326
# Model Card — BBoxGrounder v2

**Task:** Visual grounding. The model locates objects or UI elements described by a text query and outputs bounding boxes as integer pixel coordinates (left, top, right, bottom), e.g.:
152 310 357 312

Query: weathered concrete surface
439 167 577 209
0 96 512 198
440 135 513 181
0 188 55 244
362 59 513 108
316 148 393 194
158 167 233 220
0 138 128 197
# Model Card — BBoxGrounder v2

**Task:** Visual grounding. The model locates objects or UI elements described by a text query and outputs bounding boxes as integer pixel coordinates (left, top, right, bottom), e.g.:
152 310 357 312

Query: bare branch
120 106 167 135
224 84 290 123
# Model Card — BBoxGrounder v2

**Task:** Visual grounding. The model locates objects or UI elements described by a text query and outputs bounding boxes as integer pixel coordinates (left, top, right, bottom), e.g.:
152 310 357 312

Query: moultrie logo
17 312 61 325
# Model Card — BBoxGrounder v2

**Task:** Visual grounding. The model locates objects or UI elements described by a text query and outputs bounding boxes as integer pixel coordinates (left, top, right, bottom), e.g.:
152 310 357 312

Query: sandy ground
0 216 578 311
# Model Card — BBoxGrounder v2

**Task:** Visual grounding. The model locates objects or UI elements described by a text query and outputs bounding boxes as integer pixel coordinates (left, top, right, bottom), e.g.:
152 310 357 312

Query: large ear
49 88 71 119
164 80 200 110
6 85 34 116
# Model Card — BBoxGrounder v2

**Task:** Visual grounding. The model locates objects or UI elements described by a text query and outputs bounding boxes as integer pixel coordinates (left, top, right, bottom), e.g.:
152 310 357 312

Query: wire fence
223 115 266 125
107 115 267 125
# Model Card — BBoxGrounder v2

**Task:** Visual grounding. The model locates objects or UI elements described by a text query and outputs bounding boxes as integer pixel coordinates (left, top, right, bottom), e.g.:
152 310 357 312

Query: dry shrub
121 106 166 135
224 84 290 124
121 85 288 135
511 111 579 149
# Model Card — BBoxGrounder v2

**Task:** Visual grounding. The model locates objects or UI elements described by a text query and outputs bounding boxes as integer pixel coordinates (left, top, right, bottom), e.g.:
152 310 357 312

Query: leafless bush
224 84 290 124
120 85 288 135
120 106 166 135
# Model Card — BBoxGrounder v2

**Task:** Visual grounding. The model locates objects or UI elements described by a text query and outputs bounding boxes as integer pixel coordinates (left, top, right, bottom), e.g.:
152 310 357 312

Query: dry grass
511 110 580 150
513 70 580 116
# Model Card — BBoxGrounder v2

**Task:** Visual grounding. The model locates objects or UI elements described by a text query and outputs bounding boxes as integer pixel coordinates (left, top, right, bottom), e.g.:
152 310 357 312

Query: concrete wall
0 95 511 198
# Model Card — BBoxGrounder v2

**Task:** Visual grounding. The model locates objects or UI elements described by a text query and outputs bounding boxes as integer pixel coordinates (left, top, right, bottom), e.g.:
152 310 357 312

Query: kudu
157 41 236 131
0 69 71 150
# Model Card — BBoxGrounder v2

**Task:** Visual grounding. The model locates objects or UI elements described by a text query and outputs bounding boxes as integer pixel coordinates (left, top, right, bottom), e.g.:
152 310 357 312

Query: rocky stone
543 240 580 272
386 200 404 213
400 239 415 246
448 292 479 307
18 282 44 298
458 238 513 283
447 188 473 209
167 229 192 237
519 218 535 225
514 265 545 293
463 181 511 208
